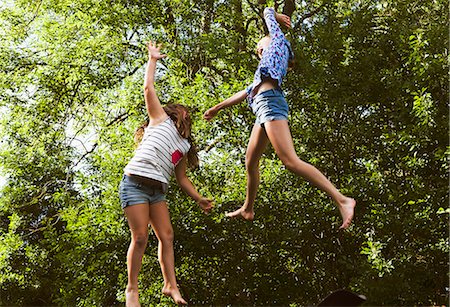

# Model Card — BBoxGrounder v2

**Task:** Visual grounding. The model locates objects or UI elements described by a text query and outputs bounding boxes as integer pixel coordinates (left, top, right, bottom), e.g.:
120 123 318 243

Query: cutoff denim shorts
251 88 289 125
119 174 166 209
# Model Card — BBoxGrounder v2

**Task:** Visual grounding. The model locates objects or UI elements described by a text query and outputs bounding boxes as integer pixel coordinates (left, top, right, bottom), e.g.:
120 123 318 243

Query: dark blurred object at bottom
317 289 367 306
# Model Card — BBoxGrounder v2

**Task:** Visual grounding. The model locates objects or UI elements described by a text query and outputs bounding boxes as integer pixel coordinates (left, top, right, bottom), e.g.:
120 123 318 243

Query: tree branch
106 111 130 127
25 0 43 27
72 142 98 168
300 3 325 23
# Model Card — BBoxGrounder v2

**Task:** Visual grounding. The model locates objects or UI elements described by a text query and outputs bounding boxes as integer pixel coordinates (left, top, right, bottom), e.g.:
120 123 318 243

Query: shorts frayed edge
257 116 289 125
121 197 166 209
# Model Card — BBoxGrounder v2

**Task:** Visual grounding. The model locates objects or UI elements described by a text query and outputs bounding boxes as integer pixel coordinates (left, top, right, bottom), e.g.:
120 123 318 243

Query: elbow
178 180 190 192
144 85 155 94
176 174 188 186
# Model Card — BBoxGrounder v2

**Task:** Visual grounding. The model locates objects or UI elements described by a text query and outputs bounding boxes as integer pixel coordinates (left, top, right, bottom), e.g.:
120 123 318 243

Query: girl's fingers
285 19 291 28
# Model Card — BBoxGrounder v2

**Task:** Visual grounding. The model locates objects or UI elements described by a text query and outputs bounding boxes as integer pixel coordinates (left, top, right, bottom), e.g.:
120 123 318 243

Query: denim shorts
119 174 166 209
251 88 289 125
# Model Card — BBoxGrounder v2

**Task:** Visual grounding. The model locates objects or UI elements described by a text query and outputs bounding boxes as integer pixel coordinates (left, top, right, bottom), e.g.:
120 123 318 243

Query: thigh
246 123 270 165
124 203 150 234
147 201 173 240
263 119 297 161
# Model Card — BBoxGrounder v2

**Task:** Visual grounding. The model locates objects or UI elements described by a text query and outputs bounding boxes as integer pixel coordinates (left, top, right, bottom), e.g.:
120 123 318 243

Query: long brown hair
134 122 148 146
134 104 199 169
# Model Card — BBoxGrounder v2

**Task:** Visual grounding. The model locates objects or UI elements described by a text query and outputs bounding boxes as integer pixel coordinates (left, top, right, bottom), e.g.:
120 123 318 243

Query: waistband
254 88 284 99
124 174 164 190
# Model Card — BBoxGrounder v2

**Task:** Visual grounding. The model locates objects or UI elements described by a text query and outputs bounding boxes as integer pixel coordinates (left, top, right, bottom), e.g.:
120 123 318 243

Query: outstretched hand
147 41 167 60
275 13 291 29
197 197 214 214
203 107 219 121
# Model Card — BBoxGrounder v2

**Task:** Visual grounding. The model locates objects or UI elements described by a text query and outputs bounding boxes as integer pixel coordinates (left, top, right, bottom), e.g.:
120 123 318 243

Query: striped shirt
124 117 190 190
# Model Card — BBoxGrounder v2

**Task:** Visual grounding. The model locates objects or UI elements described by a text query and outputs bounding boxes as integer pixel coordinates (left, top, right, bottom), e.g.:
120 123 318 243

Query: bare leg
124 204 150 307
148 201 187 305
226 124 269 220
264 120 356 229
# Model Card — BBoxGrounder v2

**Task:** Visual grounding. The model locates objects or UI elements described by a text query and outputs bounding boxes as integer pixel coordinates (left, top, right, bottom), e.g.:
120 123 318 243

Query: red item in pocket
171 149 183 165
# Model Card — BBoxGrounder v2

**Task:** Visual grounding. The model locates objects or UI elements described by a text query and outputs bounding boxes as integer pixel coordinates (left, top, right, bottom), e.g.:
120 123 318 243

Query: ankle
332 194 346 205
126 285 138 292
163 283 177 290
241 204 253 212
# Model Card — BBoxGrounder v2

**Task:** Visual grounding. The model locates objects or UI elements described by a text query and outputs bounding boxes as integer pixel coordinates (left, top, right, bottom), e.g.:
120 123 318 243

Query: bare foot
162 286 187 305
338 197 356 229
225 206 255 220
125 288 140 307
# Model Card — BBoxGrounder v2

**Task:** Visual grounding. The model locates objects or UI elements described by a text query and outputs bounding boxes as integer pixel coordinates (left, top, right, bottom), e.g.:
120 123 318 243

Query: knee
132 233 148 249
279 154 299 172
158 229 174 245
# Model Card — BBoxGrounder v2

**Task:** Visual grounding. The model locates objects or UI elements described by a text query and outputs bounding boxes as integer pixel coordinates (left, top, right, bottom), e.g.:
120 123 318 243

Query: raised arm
144 41 168 125
203 89 248 121
264 7 291 40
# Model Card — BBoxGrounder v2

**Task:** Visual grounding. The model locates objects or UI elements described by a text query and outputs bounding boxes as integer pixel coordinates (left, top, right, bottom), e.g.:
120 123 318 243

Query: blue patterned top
246 7 294 105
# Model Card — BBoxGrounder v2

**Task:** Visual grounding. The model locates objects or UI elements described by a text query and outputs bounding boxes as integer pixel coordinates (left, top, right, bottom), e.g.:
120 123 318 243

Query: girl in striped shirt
120 41 213 306
204 7 355 229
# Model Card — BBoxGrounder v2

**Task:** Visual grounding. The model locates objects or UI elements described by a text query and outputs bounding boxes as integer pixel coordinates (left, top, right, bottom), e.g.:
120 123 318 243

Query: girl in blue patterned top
204 7 356 229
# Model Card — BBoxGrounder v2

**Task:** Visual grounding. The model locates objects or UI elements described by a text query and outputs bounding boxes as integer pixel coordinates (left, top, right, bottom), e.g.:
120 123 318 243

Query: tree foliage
0 0 448 305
